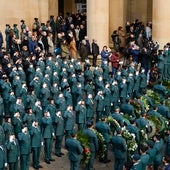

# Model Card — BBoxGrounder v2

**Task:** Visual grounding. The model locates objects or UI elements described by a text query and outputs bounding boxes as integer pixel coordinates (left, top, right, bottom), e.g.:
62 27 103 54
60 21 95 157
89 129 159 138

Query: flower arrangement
76 131 91 164
130 99 141 118
162 80 170 89
139 129 148 143
140 96 150 111
92 129 107 159
146 90 161 105
165 99 170 111
147 115 161 132
107 116 120 131
148 120 156 138
122 128 138 152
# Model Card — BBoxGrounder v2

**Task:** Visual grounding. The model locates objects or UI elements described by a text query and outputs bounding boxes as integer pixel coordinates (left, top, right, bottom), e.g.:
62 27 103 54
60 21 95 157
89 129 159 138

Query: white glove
41 142 44 146
52 133 55 137
5 163 7 167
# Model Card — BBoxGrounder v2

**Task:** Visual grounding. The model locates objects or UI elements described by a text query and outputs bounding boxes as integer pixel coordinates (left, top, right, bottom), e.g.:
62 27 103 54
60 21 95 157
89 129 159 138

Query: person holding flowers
65 130 83 170
83 121 98 170
112 127 127 170
95 116 111 163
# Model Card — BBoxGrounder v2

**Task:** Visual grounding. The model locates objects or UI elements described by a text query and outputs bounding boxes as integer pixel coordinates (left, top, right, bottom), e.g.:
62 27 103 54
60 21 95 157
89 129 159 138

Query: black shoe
49 158 55 161
33 166 39 170
60 152 64 155
55 153 61 157
103 159 111 163
45 160 50 164
38 165 43 168
99 158 104 162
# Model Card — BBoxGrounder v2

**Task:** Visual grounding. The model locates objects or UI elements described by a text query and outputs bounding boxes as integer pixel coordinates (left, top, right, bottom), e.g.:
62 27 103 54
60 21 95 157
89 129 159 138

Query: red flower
84 147 90 154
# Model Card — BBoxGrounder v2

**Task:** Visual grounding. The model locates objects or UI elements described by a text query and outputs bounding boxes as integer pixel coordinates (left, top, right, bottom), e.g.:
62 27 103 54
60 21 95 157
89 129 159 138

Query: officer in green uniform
157 50 164 81
119 77 127 103
0 144 7 170
13 24 19 39
55 93 67 115
54 111 64 157
111 106 124 127
120 97 135 117
139 68 147 95
165 127 170 156
139 144 150 170
64 87 73 107
95 116 111 163
23 108 36 131
75 100 87 131
2 116 14 142
146 140 156 169
30 121 43 169
0 95 4 125
153 134 164 170
15 98 25 120
95 90 105 121
85 94 94 122
51 83 60 99
39 83 50 110
26 89 37 109
5 24 10 52
8 90 17 116
20 83 28 107
135 111 151 134
45 98 57 125
83 121 98 170
133 71 140 98
127 73 134 98
41 111 55 164
102 61 110 83
51 72 59 86
17 66 26 82
32 100 43 127
95 76 104 94
84 80 94 97
130 154 142 170
126 118 140 144
110 80 119 108
103 83 112 116
111 127 127 170
63 106 75 140
6 134 20 170
18 125 31 170
65 130 83 170
12 112 22 137
1 77 12 114
29 76 41 98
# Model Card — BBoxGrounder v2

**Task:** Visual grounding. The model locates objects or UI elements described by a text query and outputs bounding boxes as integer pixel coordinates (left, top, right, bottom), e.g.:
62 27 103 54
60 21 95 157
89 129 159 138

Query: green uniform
18 131 31 170
65 137 83 170
30 124 42 169
112 134 127 170
83 128 98 170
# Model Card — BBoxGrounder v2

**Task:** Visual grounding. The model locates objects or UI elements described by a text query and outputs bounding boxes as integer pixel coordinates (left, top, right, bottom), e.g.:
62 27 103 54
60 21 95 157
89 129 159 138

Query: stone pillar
64 0 76 17
152 0 170 49
109 0 127 46
48 0 58 18
87 0 109 51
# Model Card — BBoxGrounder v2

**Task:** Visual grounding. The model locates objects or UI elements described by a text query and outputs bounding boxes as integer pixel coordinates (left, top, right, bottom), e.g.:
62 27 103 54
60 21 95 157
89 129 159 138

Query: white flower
131 133 136 139
141 130 144 133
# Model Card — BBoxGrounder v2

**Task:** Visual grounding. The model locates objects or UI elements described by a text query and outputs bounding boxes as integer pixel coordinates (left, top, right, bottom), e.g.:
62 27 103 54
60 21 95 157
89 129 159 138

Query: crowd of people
0 11 169 170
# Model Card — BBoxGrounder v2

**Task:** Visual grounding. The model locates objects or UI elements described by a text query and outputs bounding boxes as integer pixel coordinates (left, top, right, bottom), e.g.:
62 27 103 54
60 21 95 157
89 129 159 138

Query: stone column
48 0 58 18
109 0 127 47
152 0 170 49
87 0 109 51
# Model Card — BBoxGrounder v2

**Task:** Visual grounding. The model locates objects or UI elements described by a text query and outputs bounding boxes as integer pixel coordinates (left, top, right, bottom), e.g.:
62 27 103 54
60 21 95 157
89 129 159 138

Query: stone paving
28 142 114 170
